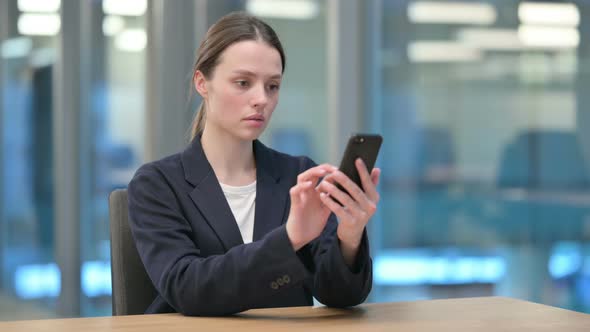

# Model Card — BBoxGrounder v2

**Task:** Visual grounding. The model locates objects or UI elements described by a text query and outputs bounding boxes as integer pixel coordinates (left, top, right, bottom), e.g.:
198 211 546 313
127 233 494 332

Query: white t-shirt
219 181 257 244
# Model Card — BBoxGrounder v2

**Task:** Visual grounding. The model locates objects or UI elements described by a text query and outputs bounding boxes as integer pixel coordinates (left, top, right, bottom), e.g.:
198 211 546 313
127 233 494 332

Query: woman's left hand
316 159 381 261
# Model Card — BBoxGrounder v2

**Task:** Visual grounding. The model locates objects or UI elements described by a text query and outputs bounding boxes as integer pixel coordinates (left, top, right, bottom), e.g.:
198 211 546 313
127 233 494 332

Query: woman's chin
238 126 266 141
231 131 259 143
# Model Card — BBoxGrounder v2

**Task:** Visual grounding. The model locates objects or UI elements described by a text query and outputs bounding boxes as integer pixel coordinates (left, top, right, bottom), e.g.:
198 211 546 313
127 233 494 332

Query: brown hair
189 12 286 140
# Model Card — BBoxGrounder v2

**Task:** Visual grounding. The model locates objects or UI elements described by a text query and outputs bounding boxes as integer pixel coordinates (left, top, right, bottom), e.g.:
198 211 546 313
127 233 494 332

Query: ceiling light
115 29 147 52
457 28 524 51
103 15 125 36
18 0 60 13
518 2 580 27
103 0 147 16
518 25 579 49
408 1 496 25
18 13 61 36
408 41 482 63
246 0 319 20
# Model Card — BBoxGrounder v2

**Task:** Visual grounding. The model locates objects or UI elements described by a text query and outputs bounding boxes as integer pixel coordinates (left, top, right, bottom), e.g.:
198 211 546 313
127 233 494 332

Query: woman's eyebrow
231 69 282 80
232 69 255 76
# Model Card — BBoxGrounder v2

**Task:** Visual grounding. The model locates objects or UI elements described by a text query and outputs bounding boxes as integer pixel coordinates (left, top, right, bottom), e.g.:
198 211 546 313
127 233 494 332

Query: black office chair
109 189 158 315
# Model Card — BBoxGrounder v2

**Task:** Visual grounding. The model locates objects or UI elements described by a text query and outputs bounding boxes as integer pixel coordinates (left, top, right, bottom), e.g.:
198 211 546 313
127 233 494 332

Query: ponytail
190 102 206 140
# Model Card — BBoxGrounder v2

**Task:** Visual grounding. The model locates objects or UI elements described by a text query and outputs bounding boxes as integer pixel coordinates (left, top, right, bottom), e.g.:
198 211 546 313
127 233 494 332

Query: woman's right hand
285 164 337 251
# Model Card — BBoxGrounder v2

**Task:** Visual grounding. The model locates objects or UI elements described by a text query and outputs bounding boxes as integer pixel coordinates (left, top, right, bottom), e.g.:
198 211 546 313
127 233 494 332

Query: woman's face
196 39 282 142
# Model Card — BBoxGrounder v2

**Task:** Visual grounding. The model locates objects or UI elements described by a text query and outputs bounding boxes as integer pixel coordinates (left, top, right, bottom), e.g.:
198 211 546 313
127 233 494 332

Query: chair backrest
109 189 158 315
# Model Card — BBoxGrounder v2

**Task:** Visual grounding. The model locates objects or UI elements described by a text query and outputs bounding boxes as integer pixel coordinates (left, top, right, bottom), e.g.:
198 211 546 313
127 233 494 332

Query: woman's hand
316 159 381 264
285 164 337 251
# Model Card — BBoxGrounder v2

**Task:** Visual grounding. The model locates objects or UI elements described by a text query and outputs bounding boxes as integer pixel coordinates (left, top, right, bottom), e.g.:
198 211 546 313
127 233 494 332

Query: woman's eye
269 83 280 91
236 80 249 88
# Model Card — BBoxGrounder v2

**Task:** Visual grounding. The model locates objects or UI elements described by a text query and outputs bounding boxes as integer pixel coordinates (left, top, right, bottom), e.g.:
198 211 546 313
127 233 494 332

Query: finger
297 164 336 184
319 180 374 222
327 170 373 210
319 192 352 220
298 180 315 203
289 183 302 206
371 168 381 186
290 181 313 205
317 180 361 212
355 160 379 202
368 168 381 204
355 158 373 190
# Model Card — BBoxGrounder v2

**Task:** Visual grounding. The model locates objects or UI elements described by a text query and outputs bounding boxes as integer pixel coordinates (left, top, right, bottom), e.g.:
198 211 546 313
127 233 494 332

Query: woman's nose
250 84 268 109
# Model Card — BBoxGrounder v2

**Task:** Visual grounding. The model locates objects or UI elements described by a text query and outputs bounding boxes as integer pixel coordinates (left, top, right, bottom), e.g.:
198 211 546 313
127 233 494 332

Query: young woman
127 12 381 316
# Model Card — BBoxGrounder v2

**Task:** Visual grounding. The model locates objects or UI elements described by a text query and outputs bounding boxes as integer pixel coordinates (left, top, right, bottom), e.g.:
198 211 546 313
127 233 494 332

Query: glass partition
79 0 148 317
366 0 590 313
0 0 60 320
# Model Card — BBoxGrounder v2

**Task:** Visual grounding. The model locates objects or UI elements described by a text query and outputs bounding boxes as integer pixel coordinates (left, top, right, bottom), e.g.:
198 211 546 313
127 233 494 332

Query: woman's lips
244 115 265 127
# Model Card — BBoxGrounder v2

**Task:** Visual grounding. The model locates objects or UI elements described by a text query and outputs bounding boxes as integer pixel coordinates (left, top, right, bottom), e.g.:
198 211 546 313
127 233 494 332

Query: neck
200 126 256 186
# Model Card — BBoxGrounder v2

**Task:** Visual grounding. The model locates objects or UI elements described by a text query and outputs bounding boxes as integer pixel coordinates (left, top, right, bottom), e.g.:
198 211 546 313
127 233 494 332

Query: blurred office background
1 0 589 319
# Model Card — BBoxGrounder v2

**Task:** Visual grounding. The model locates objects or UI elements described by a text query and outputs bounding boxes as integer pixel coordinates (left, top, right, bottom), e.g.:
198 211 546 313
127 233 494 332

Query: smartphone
337 133 383 192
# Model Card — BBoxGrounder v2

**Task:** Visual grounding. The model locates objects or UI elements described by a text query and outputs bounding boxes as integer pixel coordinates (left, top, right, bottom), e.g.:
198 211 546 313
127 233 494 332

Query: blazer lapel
252 140 289 241
182 137 244 251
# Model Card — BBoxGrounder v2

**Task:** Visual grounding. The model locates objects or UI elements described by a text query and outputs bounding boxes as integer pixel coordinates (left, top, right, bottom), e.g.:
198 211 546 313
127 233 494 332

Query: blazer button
270 281 279 290
282 275 290 283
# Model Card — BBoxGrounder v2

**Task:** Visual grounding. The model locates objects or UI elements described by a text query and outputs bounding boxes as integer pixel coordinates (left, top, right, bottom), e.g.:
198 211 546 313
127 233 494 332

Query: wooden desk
1 297 588 331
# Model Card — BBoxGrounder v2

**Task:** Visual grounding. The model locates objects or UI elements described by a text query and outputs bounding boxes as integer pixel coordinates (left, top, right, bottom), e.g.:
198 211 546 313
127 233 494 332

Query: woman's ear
194 70 208 98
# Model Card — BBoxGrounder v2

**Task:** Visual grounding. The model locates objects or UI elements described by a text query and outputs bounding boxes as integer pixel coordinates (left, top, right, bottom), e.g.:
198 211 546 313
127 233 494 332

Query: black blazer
127 137 372 316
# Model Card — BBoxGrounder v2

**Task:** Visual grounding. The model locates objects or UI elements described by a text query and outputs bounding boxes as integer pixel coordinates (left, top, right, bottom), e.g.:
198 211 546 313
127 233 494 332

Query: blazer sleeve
299 157 373 307
127 164 311 316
